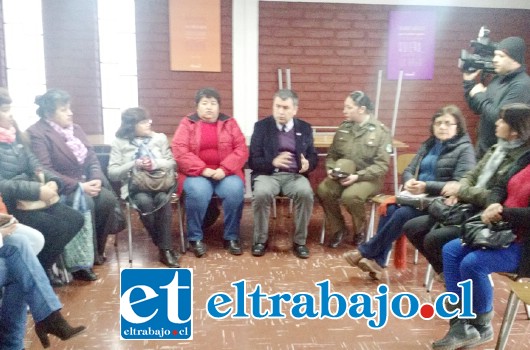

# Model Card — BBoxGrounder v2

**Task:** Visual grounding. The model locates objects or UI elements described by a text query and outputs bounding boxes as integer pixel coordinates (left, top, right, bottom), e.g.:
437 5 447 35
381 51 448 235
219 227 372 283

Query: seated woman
0 232 85 349
107 107 180 268
0 87 84 286
432 137 530 349
405 103 530 277
342 105 476 280
172 87 248 257
317 91 392 248
27 89 119 266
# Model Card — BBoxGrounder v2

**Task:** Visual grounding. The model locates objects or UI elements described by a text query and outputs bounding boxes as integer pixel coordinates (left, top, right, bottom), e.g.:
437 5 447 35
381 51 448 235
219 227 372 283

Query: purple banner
387 11 436 80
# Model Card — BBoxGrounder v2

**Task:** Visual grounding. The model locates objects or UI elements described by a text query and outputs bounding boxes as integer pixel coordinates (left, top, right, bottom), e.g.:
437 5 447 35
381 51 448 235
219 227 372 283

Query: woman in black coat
0 88 83 286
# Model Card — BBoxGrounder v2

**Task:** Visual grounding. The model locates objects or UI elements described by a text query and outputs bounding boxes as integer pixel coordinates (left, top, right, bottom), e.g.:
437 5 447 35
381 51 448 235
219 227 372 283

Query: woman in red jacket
172 88 248 257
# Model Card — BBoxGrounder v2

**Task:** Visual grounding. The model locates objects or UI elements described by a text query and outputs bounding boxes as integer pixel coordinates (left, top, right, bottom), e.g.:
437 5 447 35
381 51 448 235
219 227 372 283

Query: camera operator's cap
497 37 526 65
334 158 356 174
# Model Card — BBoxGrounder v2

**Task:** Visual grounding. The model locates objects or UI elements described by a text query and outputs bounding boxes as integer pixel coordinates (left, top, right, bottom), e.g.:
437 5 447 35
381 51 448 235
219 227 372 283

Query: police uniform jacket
326 116 391 182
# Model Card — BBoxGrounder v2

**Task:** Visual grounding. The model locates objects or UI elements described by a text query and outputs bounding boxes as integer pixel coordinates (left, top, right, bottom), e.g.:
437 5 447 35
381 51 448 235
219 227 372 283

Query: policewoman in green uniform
317 90 392 247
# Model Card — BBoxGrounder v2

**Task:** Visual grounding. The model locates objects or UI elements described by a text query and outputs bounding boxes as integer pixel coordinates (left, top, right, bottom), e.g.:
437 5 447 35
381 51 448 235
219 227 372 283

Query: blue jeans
443 238 522 314
183 175 244 241
0 234 62 350
358 204 423 267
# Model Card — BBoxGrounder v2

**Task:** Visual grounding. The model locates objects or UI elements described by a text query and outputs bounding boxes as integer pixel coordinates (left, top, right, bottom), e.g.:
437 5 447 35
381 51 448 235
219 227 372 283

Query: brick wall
41 0 102 134
135 0 233 136
259 3 530 154
258 3 530 191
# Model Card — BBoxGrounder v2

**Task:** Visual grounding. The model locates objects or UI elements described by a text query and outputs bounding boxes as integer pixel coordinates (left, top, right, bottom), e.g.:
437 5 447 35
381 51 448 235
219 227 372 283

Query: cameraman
464 36 530 159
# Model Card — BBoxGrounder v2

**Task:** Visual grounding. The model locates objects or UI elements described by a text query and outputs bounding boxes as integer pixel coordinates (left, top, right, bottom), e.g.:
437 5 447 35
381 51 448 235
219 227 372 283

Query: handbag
461 213 516 249
129 167 176 193
428 197 477 226
396 191 440 211
16 172 60 210
63 186 95 269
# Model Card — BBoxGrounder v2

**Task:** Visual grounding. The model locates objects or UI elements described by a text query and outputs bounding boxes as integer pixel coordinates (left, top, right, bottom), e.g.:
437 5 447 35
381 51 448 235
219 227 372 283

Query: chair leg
384 247 392 267
126 202 133 265
320 216 326 245
288 198 293 218
366 202 376 242
424 264 434 291
413 249 419 265
272 197 277 219
495 291 520 350
58 254 70 284
176 199 186 254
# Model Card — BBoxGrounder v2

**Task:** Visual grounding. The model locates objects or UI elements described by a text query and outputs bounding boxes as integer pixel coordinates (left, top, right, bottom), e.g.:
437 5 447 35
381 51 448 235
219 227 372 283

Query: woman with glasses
405 103 530 280
27 89 119 278
107 107 180 268
317 91 392 250
342 105 476 280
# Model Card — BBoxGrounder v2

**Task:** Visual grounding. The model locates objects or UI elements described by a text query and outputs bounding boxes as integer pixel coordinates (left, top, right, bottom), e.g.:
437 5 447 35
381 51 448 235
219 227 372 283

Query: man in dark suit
248 89 318 258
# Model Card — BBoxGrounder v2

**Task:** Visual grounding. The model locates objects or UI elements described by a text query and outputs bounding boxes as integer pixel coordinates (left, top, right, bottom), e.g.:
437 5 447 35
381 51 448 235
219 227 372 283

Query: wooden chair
495 274 530 349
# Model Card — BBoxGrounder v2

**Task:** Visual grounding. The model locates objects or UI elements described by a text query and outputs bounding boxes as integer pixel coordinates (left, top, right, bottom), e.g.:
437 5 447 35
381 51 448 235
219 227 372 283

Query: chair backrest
396 153 416 176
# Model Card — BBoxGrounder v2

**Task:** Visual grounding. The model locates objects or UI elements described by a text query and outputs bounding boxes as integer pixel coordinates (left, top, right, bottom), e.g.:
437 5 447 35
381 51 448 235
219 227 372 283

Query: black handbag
428 197 477 226
461 214 516 249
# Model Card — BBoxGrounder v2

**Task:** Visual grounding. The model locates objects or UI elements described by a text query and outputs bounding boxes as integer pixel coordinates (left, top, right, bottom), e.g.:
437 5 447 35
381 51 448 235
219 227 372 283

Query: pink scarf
47 120 88 164
0 126 16 144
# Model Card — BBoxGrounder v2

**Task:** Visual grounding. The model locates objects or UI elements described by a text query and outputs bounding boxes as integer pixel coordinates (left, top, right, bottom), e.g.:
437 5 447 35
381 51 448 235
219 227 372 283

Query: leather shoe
293 243 309 259
189 240 207 258
72 268 98 281
46 269 65 287
353 225 367 245
224 240 242 255
343 249 363 267
252 243 267 257
159 249 180 268
94 254 107 266
329 230 345 248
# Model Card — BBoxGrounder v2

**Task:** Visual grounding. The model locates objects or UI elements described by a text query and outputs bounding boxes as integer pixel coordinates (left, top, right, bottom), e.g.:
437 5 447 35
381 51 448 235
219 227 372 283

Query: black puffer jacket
402 133 476 195
0 140 62 212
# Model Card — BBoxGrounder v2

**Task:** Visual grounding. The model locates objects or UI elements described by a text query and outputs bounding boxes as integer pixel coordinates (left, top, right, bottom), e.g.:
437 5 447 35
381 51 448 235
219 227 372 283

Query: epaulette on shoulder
378 122 390 133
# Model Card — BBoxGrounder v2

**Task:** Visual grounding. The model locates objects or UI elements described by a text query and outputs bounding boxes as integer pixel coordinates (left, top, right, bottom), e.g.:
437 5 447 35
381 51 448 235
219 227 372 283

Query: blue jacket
249 116 318 181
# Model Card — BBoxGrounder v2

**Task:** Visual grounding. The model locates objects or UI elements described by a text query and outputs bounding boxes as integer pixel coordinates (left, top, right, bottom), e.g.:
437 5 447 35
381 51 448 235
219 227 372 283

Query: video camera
458 26 497 74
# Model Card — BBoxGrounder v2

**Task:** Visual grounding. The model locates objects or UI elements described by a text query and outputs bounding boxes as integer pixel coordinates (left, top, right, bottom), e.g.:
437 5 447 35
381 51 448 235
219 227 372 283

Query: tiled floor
22 202 530 349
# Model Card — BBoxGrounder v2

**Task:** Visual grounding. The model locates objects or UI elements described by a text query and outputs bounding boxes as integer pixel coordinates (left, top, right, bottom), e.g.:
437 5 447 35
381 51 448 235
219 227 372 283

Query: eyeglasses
434 121 457 127
138 119 152 125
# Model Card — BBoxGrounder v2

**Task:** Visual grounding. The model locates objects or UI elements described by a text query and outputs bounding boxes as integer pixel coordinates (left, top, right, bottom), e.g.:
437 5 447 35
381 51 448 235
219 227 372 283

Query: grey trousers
252 173 314 245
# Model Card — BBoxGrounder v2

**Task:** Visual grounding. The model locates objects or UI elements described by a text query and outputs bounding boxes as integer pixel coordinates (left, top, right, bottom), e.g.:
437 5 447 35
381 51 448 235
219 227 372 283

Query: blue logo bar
120 268 193 340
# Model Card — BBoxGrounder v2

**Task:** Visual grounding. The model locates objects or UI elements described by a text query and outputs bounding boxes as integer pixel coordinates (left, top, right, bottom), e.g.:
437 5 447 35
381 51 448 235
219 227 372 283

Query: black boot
35 310 85 348
329 230 345 248
46 269 65 287
432 318 480 350
461 311 494 349
432 301 480 350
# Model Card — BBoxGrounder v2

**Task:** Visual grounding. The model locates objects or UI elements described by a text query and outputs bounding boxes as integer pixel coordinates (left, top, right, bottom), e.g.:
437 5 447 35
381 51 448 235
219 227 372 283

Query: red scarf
0 126 16 144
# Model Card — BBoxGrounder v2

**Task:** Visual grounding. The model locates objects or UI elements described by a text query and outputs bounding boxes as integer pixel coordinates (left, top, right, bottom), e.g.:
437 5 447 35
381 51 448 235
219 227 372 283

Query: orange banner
169 0 221 72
